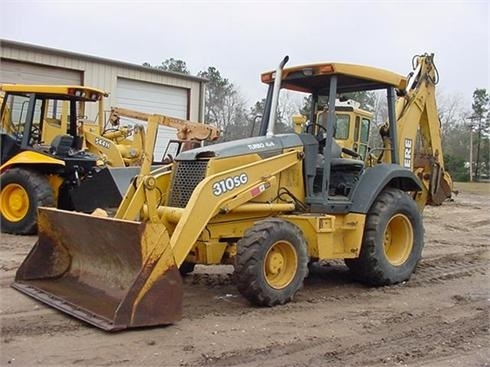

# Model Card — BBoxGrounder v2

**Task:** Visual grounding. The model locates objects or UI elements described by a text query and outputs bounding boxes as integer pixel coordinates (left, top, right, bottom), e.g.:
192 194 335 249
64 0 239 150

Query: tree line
143 58 489 182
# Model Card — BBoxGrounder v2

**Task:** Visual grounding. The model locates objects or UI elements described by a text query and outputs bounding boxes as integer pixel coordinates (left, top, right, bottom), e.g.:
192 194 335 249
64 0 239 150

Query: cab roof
0 84 108 100
261 62 407 94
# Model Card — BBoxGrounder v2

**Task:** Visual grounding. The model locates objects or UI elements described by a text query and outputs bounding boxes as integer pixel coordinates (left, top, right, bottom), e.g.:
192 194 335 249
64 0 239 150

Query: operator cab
0 84 107 160
260 60 407 213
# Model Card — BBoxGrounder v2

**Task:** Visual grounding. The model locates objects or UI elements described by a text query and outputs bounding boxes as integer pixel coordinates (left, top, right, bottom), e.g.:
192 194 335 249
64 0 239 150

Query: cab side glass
3 94 32 139
334 114 350 140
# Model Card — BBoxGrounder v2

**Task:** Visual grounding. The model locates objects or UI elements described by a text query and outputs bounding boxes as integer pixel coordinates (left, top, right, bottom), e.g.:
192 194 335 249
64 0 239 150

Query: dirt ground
1 183 489 367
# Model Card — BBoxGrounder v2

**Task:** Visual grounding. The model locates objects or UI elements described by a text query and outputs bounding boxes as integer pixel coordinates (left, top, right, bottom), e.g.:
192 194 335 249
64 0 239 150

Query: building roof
0 39 208 83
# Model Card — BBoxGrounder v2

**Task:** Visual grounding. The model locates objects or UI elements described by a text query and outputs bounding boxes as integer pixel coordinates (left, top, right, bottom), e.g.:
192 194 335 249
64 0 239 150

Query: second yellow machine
13 54 450 331
0 85 220 234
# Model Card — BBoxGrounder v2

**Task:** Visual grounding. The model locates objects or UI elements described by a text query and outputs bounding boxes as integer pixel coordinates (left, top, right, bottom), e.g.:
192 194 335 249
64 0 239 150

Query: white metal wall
1 40 204 124
116 78 189 161
0 59 82 85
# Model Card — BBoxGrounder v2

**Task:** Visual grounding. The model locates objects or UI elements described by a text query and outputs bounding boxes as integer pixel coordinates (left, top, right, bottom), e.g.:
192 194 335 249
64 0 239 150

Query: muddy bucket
12 207 183 331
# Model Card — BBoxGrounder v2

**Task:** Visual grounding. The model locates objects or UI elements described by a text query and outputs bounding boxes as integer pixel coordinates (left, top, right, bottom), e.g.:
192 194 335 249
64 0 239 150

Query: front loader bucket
69 166 166 212
12 207 183 331
68 167 141 212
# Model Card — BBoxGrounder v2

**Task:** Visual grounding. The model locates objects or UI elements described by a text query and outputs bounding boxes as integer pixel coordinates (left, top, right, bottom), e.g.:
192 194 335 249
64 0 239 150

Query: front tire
0 168 55 234
345 188 423 285
179 261 196 276
234 218 308 306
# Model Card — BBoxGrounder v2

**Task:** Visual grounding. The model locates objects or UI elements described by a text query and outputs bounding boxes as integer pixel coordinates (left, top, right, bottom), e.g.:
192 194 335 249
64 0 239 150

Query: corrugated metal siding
0 59 82 85
0 42 203 123
117 78 188 117
116 77 188 161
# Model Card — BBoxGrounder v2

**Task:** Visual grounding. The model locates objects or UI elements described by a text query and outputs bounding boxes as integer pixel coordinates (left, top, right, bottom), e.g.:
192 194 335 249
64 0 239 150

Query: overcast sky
1 1 488 111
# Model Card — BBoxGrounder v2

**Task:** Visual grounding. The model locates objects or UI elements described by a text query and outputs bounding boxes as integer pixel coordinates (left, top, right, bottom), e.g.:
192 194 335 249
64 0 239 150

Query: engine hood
176 134 304 161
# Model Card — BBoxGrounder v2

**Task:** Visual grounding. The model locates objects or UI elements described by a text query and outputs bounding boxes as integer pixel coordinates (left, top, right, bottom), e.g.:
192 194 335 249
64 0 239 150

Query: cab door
353 115 370 160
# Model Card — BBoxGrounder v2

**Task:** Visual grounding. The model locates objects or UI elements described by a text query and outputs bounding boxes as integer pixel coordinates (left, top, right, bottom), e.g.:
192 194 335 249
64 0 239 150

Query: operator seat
50 135 74 156
316 138 365 196
317 137 364 169
330 139 364 171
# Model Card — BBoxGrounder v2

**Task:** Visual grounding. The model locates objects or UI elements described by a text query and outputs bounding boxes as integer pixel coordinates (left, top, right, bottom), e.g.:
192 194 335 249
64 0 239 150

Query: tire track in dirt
190 299 488 367
187 248 488 366
2 250 487 338
2 314 84 339
304 303 489 367
412 250 487 286
285 249 487 308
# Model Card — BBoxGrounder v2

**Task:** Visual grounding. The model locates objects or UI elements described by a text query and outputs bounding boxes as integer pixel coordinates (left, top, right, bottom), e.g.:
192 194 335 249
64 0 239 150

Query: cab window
354 116 360 142
2 93 42 139
360 118 370 143
334 114 350 140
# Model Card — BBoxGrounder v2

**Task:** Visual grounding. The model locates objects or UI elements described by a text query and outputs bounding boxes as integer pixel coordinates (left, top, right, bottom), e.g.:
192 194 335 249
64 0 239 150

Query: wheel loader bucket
12 207 183 331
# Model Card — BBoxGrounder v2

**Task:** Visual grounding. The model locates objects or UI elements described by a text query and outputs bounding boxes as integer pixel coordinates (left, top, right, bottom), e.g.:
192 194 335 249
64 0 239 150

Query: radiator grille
168 160 208 208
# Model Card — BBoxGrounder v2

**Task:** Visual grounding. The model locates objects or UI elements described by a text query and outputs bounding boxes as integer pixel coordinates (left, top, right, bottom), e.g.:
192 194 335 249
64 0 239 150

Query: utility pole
469 123 473 182
468 115 479 182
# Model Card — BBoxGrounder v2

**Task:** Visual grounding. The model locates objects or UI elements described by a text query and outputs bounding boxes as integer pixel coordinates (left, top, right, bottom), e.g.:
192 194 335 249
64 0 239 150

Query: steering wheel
305 123 327 139
306 123 329 152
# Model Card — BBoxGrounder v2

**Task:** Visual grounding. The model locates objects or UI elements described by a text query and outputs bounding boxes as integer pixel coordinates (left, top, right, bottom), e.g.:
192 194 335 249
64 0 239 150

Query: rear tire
234 218 308 306
0 168 55 234
345 188 423 285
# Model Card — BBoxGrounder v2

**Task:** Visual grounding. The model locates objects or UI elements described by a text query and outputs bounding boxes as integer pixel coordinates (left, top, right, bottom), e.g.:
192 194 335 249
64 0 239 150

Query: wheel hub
1 184 29 222
383 214 413 266
264 241 298 289
266 250 284 275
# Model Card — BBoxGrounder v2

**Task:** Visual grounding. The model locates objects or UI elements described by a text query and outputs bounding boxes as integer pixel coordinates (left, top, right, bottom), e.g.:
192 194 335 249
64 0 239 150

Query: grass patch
454 181 490 195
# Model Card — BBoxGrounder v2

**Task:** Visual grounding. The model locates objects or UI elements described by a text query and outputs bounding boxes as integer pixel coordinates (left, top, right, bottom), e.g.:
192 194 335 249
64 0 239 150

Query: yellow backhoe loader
13 53 450 331
0 85 122 234
0 85 219 234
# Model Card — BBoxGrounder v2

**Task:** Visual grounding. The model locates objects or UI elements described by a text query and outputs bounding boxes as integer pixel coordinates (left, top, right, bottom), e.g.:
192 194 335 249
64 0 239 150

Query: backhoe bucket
12 207 183 331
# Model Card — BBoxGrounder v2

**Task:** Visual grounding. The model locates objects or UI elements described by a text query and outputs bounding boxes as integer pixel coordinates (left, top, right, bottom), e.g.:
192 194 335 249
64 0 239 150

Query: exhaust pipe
266 56 289 137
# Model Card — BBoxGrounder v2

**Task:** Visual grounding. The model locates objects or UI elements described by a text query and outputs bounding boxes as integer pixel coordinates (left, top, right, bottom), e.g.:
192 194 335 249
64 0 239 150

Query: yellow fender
0 151 65 172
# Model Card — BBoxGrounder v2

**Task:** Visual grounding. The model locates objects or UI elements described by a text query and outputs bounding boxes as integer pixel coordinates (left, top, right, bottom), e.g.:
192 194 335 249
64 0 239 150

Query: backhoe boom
381 53 453 205
108 107 220 141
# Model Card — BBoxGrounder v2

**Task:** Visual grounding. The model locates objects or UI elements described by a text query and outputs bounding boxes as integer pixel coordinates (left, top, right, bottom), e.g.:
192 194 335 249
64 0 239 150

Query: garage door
116 77 189 161
0 59 82 85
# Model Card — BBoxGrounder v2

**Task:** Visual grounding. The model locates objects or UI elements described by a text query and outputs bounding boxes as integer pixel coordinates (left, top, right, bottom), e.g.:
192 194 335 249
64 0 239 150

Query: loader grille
168 160 208 208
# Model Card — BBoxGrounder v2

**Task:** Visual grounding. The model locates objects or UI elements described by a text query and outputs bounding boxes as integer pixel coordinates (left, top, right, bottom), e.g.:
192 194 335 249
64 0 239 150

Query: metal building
0 39 207 159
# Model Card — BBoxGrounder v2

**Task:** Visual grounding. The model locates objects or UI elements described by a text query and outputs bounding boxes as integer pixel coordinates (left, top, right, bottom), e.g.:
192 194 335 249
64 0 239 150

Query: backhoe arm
108 107 220 141
384 53 453 205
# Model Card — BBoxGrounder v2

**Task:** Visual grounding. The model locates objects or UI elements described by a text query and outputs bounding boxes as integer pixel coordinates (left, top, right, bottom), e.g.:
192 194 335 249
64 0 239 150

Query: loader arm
112 113 176 221
130 148 302 310
382 54 453 205
83 129 127 167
